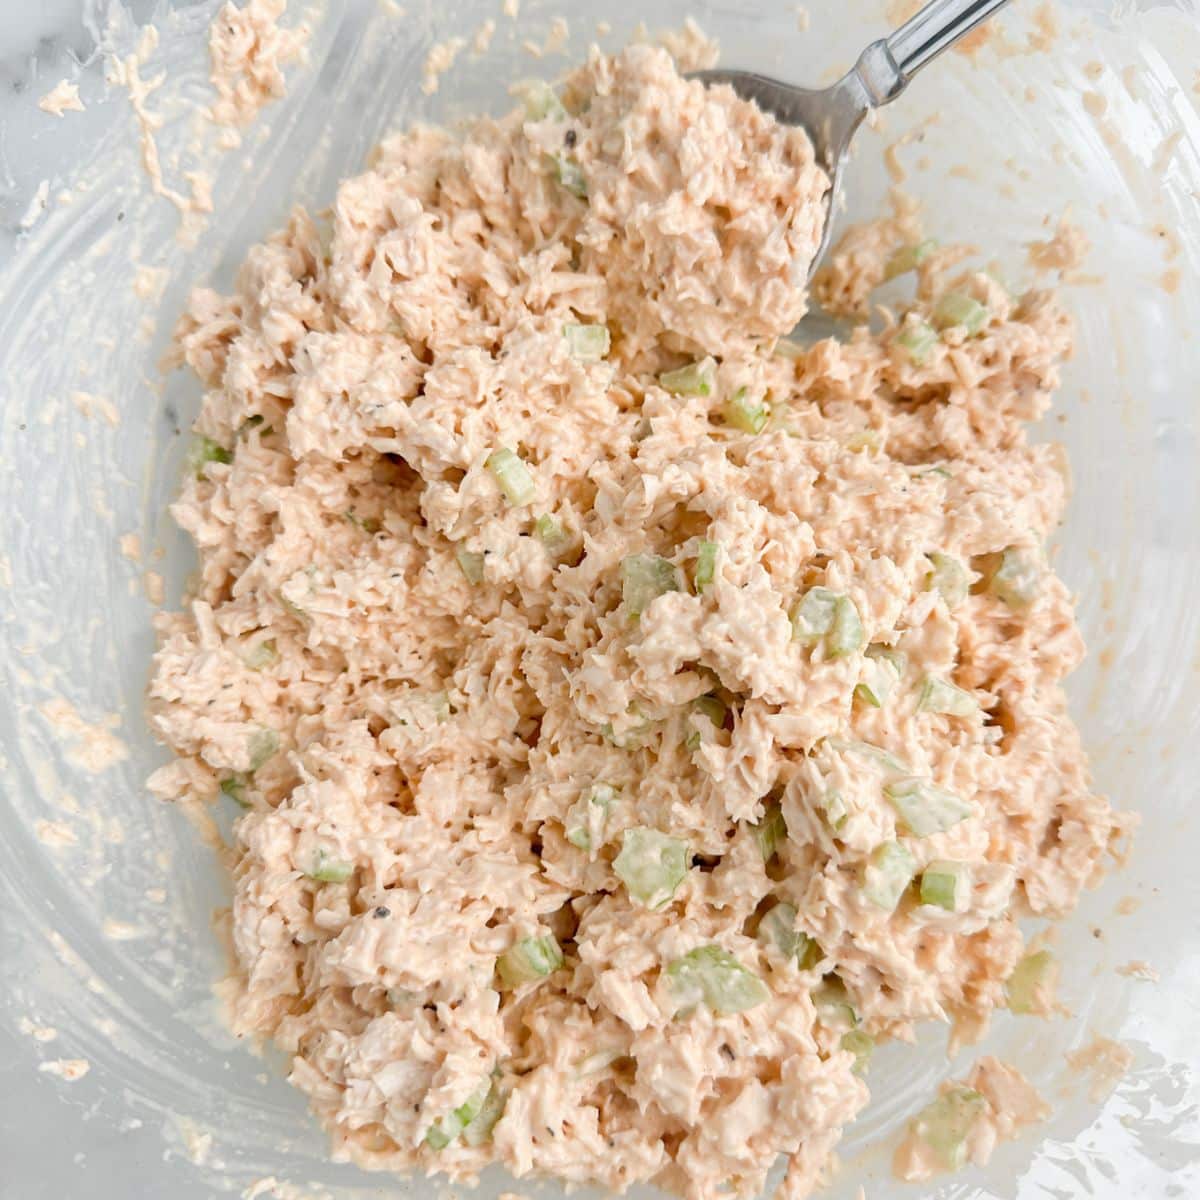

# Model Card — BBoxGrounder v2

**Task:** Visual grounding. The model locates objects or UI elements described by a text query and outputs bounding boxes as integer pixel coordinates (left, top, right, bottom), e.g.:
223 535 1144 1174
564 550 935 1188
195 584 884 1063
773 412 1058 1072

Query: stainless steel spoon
693 0 1012 277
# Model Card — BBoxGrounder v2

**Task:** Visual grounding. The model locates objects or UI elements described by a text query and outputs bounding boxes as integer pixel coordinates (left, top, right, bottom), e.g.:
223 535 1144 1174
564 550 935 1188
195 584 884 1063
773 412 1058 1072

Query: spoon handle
854 0 1011 105
889 0 1012 80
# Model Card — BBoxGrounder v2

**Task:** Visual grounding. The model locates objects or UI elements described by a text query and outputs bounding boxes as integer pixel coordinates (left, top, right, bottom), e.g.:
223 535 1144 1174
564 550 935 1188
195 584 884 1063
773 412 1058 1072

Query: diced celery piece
862 840 916 910
813 977 858 1031
855 648 902 707
927 551 970 607
723 387 768 434
750 802 787 862
563 322 610 362
1007 948 1058 1015
461 1079 507 1146
188 435 232 478
426 1081 491 1150
868 645 907 674
790 587 838 644
693 695 726 727
757 901 824 969
818 789 849 831
520 79 567 122
614 827 689 909
534 514 569 556
658 359 716 397
918 676 979 718
797 934 824 970
565 782 616 852
241 638 279 671
694 540 719 593
667 945 769 1015
553 154 587 197
247 728 279 772
792 589 863 657
910 1087 987 1170
620 554 680 618
306 849 353 884
685 694 726 751
386 987 418 1008
486 447 536 507
497 934 563 988
456 548 485 583
884 238 938 280
933 291 988 334
757 900 798 955
220 775 250 808
829 738 911 778
897 319 938 365
600 711 653 750
424 1122 456 1151
885 778 972 837
841 1029 875 1074
829 595 864 658
920 860 971 911
989 546 1043 608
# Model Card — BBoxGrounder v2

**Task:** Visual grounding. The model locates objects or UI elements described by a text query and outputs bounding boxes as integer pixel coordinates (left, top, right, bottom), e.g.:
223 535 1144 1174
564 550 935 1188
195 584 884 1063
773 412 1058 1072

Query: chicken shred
208 0 309 129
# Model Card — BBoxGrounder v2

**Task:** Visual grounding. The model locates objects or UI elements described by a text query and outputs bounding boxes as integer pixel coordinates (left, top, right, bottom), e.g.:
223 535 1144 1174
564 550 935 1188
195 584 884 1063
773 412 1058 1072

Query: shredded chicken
893 1056 1049 1182
208 0 309 129
1066 1034 1134 1102
1027 215 1090 275
38 80 85 117
147 39 1128 1200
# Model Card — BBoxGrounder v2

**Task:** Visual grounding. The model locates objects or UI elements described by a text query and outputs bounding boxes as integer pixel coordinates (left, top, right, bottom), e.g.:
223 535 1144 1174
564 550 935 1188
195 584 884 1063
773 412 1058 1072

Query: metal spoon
693 0 1011 277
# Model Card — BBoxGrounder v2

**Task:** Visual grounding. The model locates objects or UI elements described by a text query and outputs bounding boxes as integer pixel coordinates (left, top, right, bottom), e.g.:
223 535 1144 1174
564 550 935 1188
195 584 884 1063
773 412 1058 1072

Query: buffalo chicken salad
147 35 1129 1200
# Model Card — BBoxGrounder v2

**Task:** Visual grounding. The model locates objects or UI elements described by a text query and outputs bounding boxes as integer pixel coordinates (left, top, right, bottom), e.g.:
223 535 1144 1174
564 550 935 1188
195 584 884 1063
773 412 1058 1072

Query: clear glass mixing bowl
1 0 1197 1196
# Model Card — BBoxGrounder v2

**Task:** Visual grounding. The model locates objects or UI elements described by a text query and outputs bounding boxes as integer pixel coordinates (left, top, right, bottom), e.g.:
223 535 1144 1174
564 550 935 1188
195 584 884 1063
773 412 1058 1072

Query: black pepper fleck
564 128 577 148
374 906 391 918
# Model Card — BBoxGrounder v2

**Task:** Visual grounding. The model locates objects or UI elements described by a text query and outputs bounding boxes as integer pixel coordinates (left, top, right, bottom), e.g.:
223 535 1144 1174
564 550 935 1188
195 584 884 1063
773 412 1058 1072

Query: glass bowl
1 0 1197 1196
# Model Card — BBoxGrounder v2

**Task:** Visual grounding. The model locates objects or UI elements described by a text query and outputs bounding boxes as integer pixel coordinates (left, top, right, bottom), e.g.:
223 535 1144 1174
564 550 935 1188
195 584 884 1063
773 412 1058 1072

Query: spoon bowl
692 0 1011 278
